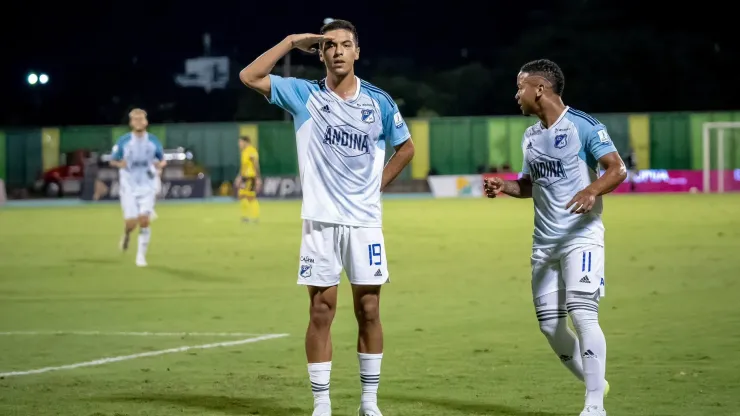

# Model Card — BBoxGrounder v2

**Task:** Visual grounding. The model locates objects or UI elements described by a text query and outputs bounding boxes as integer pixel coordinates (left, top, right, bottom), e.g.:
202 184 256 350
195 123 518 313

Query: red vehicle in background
35 149 90 197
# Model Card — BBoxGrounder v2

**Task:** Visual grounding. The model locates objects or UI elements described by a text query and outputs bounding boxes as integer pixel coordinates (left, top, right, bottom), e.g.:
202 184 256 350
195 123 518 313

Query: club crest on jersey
361 109 375 123
554 134 568 149
529 154 567 188
323 125 370 158
299 264 312 278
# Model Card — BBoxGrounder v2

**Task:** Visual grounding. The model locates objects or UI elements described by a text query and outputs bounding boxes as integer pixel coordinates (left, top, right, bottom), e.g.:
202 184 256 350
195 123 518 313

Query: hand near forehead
290 34 335 53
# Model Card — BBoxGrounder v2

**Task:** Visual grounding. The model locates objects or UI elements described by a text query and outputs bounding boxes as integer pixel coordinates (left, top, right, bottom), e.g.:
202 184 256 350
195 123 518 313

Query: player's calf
352 285 383 410
306 286 338 412
120 219 138 252
566 290 607 410
535 292 585 381
135 214 152 266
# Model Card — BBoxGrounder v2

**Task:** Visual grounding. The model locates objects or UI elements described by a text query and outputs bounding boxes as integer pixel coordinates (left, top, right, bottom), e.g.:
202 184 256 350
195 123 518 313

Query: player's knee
354 296 380 324
565 290 600 333
125 219 138 231
138 216 150 228
538 316 563 338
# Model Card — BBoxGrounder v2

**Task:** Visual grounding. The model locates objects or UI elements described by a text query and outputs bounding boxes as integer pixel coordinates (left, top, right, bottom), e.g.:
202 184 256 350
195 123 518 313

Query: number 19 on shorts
368 243 382 266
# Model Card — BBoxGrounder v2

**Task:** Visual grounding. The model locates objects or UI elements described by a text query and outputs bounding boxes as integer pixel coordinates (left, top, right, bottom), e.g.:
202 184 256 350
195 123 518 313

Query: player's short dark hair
320 19 359 46
239 136 251 143
520 59 565 96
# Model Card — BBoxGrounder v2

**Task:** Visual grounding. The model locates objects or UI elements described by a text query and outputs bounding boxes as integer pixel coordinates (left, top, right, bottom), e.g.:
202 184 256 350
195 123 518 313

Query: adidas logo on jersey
321 105 331 113
374 269 383 277
579 275 591 284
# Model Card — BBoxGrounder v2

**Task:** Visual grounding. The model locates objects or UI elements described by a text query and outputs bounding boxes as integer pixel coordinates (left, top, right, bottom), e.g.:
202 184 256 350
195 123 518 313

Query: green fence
2 110 739 189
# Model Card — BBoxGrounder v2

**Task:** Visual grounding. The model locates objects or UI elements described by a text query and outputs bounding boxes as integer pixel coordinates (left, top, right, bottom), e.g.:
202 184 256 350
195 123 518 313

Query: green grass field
1 194 739 416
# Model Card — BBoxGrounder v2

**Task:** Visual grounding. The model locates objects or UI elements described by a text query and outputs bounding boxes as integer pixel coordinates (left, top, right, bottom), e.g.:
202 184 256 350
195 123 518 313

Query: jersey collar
325 76 361 103
539 106 569 130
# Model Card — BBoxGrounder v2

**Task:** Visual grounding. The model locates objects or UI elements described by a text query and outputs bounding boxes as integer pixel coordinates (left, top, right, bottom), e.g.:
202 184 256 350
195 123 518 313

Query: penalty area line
0 333 288 378
0 331 268 337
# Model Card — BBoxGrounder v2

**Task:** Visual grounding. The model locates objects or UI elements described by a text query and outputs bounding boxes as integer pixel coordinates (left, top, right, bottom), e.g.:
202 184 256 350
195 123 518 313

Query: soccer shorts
531 244 606 300
238 176 256 198
297 220 389 287
120 191 156 220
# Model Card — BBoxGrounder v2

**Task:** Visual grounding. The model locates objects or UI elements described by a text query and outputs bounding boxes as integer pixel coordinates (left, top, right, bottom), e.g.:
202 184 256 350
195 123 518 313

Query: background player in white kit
239 19 415 416
484 60 626 416
110 109 166 267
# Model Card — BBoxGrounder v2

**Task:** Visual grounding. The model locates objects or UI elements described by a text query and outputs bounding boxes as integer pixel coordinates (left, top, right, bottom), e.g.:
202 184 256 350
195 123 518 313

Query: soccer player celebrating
239 19 414 416
110 108 166 267
234 136 261 222
484 59 626 416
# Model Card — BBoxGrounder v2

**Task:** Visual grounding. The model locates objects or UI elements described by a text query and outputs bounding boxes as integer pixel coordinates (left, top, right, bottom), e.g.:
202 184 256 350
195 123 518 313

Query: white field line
0 331 266 337
0 333 288 378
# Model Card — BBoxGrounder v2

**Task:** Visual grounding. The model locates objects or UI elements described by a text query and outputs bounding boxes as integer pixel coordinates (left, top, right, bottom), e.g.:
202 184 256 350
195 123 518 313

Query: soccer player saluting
239 19 415 416
110 108 166 267
234 136 262 222
484 59 626 416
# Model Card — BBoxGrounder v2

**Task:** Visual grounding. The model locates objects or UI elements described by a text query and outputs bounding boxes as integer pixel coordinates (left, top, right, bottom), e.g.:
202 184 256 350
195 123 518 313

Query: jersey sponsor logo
361 109 375 123
529 154 567 187
393 112 404 128
554 134 568 149
323 126 370 157
526 127 543 137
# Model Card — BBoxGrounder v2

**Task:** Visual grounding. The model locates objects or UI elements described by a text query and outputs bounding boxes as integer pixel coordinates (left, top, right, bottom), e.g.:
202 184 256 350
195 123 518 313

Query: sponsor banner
427 175 484 198
482 169 740 194
259 176 302 199
80 178 211 201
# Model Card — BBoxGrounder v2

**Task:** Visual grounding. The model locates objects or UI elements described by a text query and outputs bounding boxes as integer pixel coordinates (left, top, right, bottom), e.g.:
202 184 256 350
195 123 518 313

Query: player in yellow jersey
235 136 261 222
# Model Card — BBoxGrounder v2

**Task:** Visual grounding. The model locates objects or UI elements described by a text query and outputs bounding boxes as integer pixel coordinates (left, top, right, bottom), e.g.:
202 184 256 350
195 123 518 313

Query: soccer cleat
604 380 610 398
579 405 606 416
136 255 147 267
358 403 383 416
312 403 331 416
120 233 130 252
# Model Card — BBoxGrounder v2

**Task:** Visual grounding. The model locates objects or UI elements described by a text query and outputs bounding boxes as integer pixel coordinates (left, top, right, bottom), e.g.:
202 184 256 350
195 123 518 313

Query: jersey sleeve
150 136 164 160
268 75 313 116
111 137 125 161
520 135 530 175
380 98 411 147
586 124 618 160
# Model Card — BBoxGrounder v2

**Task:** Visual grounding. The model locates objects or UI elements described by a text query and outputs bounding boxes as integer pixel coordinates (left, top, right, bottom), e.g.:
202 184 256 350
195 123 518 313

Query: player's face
319 29 359 76
238 140 246 150
515 72 538 116
129 114 148 132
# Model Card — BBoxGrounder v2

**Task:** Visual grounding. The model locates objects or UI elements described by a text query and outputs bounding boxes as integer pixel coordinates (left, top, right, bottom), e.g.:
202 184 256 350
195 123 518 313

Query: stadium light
39 73 49 84
323 17 335 25
27 73 38 85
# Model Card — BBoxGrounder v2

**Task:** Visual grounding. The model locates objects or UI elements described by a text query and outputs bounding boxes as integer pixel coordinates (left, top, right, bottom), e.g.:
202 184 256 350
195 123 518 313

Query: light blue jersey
268 75 411 227
111 132 164 196
521 107 618 248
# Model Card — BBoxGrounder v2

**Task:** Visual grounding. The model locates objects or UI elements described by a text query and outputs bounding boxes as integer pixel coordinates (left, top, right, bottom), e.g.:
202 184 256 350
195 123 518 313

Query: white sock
536 296 585 381
308 362 331 406
568 297 607 408
137 227 151 258
358 352 383 405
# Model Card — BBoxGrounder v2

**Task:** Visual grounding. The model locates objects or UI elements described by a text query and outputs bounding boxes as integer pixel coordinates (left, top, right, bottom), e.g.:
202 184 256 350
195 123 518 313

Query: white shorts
297 220 389 287
531 244 606 300
120 192 156 220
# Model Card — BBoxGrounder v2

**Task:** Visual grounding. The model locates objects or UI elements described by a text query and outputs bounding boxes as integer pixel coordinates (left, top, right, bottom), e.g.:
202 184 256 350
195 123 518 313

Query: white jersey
521 107 618 249
112 132 164 197
268 75 411 227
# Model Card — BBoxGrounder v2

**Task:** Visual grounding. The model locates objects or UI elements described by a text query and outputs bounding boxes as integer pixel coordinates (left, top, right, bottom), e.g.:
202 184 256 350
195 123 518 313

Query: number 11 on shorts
368 243 382 266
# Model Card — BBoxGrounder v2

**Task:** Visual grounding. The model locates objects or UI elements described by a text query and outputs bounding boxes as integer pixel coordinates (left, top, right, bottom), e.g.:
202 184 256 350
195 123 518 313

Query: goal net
702 122 740 193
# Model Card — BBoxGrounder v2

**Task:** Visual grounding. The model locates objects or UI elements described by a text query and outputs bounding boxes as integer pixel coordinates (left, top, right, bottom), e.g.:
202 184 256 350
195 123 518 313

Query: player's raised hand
484 177 504 198
290 33 334 54
566 188 597 214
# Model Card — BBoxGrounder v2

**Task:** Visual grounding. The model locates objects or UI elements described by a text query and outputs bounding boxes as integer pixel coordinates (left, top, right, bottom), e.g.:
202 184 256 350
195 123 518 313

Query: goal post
702 122 740 193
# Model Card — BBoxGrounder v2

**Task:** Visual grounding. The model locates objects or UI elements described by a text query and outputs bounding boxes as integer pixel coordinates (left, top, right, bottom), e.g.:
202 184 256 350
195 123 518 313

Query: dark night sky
2 0 735 125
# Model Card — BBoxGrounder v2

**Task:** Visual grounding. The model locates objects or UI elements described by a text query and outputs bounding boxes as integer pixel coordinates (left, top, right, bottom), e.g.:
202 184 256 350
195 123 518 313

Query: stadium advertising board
80 178 211 201
259 176 302 199
427 175 485 198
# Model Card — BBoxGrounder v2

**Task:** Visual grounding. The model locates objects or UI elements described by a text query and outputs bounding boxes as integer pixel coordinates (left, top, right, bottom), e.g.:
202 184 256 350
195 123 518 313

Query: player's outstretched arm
485 176 533 199
381 139 415 192
239 34 334 98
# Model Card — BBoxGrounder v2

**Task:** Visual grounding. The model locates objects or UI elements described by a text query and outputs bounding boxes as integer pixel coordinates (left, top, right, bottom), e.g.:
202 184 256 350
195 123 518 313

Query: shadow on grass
106 393 302 416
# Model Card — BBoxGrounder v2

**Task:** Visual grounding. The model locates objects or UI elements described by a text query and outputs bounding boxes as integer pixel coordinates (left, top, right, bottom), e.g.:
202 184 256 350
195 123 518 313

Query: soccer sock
568 297 607 408
308 362 332 407
240 199 250 220
250 198 260 220
358 352 383 405
537 314 585 381
137 227 151 258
